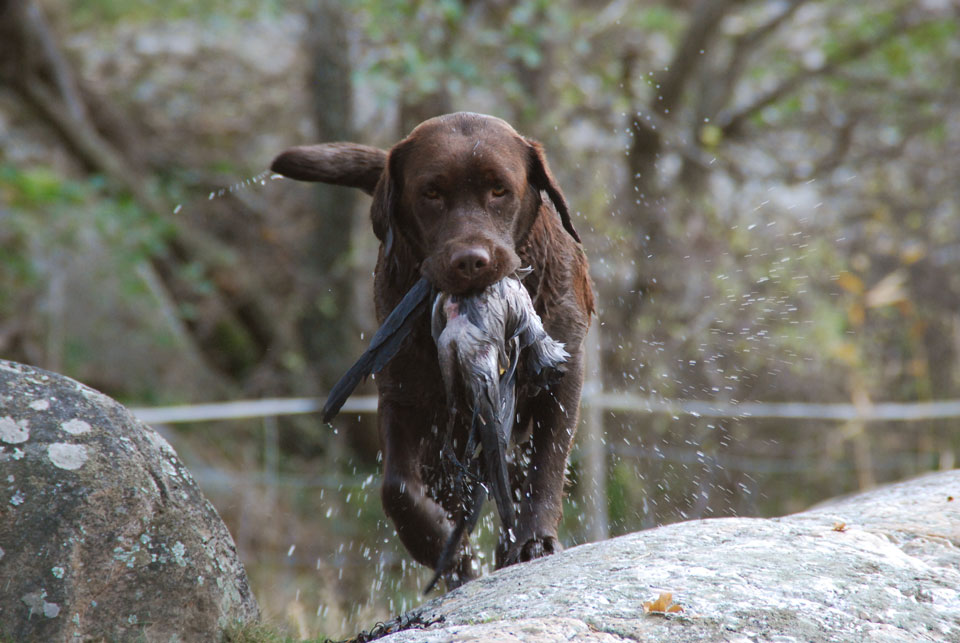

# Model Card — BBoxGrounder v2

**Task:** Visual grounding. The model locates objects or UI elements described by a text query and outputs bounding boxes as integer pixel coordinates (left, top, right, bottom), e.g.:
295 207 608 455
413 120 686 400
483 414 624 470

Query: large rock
0 360 258 642
382 470 960 642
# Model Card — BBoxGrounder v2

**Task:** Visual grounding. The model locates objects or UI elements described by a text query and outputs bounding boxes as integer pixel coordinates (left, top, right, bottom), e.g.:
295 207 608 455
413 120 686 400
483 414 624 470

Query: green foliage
3 166 83 207
1 164 172 271
62 0 288 28
606 458 637 531
0 163 176 378
635 5 682 34
354 0 575 126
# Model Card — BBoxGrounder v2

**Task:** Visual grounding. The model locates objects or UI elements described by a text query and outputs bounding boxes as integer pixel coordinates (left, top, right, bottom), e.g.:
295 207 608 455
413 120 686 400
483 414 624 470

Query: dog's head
271 112 580 295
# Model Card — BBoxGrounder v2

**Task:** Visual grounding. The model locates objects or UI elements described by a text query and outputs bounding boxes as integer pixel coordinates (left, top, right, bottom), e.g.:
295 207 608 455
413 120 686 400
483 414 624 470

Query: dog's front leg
379 400 476 587
497 350 584 568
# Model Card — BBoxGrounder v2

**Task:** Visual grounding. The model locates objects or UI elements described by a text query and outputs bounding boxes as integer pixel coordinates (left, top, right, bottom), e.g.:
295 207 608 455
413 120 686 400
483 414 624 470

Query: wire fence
134 388 959 542
134 391 960 487
130 392 960 425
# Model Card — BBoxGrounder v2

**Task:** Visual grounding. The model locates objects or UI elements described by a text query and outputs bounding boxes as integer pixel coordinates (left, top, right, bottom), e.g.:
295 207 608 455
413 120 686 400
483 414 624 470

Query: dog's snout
450 247 491 280
423 240 516 295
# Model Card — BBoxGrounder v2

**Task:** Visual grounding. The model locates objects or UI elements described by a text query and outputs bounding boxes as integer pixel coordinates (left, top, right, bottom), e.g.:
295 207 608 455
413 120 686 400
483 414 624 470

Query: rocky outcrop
382 470 960 642
0 360 258 642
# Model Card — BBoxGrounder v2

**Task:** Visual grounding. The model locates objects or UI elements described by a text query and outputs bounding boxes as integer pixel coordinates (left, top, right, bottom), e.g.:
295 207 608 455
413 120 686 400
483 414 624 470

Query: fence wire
131 393 960 425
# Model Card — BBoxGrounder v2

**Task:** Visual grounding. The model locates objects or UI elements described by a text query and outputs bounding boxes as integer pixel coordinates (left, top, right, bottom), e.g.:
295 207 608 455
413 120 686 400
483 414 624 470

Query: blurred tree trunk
597 0 739 389
399 91 453 138
299 0 361 389
396 1 459 136
623 0 737 295
275 0 376 460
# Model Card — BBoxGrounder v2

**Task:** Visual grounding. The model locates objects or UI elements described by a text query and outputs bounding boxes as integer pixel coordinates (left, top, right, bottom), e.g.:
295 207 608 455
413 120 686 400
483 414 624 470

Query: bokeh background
2 0 959 638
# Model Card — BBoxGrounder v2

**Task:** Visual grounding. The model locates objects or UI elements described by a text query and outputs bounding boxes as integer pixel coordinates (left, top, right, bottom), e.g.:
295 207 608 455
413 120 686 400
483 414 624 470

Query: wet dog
272 112 594 587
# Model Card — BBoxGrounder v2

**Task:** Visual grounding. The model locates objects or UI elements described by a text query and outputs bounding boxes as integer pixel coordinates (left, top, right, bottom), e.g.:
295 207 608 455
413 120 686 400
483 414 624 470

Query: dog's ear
370 141 411 252
270 143 386 195
525 139 581 243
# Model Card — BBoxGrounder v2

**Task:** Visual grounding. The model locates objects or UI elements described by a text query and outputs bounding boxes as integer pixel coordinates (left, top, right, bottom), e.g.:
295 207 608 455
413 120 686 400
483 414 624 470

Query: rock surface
0 360 258 642
383 470 960 642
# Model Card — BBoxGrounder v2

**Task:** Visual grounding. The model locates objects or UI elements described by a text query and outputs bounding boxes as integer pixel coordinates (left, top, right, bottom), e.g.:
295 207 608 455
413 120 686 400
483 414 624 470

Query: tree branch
17 76 160 208
718 13 926 136
655 0 740 117
581 0 633 41
624 0 740 194
709 0 810 118
22 1 89 125
630 108 719 173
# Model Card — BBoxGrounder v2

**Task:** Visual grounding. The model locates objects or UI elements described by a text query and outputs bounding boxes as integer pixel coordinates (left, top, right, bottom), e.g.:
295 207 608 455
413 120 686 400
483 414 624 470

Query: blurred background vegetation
1 0 958 638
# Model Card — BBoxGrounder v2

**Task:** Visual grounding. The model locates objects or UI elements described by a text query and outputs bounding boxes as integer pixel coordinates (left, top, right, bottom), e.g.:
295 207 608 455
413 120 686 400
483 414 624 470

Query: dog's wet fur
272 112 593 588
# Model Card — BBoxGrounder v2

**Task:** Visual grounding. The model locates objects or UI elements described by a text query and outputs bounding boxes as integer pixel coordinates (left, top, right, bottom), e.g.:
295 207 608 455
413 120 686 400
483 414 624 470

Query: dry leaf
643 592 684 615
865 270 908 308
846 302 865 328
835 271 865 295
899 240 926 265
833 521 847 532
830 340 859 365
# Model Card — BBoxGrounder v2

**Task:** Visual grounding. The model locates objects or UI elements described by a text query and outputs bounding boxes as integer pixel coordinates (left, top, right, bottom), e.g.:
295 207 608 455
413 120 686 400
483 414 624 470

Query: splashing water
172 169 284 214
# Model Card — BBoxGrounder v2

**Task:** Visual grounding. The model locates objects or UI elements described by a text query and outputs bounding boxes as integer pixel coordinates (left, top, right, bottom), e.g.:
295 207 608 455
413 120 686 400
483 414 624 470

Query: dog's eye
424 188 441 200
491 185 508 198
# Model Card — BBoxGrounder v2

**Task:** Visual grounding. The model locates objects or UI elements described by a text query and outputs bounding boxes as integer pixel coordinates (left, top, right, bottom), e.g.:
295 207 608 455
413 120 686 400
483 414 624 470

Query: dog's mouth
421 240 521 296
426 270 501 296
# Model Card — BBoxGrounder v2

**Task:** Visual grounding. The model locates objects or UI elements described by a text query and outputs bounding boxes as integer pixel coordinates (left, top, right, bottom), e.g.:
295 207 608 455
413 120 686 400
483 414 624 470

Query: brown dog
272 112 593 586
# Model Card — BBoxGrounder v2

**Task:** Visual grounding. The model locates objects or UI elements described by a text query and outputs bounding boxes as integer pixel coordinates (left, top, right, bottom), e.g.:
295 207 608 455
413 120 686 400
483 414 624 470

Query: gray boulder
0 360 258 642
383 470 960 642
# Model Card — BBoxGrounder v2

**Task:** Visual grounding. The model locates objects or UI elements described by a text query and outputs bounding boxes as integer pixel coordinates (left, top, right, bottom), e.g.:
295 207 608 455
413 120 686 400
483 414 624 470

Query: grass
222 621 335 643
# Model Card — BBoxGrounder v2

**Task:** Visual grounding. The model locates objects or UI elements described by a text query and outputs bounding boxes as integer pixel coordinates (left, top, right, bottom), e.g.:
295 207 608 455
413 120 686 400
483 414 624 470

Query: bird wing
321 277 432 423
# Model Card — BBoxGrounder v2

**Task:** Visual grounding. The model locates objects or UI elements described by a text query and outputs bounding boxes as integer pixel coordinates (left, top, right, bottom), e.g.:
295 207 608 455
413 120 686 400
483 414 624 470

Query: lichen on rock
0 359 259 642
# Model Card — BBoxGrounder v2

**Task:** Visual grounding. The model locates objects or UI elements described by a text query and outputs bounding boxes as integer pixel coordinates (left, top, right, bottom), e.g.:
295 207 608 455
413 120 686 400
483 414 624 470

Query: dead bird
320 270 569 593
425 270 569 593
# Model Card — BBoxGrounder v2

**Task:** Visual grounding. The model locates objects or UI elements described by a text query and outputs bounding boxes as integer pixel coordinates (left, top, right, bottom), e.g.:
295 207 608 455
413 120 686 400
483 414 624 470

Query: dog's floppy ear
270 143 386 195
525 138 581 243
370 141 411 252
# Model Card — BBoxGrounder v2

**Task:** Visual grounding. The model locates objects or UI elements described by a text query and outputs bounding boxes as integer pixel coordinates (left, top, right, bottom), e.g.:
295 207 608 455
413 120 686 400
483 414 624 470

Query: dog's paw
427 548 477 594
501 534 562 567
444 551 478 590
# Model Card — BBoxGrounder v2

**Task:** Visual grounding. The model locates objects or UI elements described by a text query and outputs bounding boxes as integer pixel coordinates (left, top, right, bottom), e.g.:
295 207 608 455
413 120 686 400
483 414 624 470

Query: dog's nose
450 247 491 280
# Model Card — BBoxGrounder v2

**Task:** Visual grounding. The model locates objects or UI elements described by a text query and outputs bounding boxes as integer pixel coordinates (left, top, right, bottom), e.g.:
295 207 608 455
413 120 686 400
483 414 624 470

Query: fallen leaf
865 270 908 308
835 271 865 295
643 592 684 615
899 240 926 265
